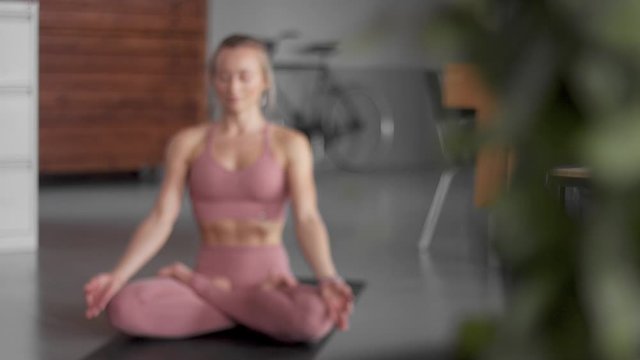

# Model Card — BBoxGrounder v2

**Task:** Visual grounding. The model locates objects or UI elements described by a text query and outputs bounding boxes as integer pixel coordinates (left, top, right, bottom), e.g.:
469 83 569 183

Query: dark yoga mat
82 279 365 360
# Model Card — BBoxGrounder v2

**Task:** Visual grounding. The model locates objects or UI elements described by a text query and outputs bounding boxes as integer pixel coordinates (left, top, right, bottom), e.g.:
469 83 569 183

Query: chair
418 71 476 251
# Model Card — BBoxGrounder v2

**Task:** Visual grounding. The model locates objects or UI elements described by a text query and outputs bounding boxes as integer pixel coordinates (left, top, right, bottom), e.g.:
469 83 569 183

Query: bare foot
210 276 232 292
159 262 232 291
260 272 298 291
158 262 193 283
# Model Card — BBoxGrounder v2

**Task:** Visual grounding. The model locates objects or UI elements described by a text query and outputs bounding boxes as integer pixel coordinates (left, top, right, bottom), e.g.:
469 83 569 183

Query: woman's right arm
85 127 199 318
109 128 196 283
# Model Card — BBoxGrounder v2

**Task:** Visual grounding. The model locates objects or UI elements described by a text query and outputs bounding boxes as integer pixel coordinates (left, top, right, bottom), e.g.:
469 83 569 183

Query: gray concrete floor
1 167 504 360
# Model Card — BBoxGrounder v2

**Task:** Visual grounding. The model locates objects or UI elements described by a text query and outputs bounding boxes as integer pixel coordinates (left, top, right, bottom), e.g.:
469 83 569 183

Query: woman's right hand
84 273 124 319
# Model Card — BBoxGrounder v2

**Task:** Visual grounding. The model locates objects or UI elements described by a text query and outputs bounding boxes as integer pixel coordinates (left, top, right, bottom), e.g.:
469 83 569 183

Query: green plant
425 1 640 359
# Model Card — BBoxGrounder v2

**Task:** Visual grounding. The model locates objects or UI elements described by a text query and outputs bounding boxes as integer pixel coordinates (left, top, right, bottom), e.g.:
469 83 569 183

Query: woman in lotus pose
84 34 353 343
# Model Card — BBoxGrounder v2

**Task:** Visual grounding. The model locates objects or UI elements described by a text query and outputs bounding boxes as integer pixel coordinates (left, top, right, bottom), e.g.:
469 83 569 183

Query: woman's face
213 46 267 114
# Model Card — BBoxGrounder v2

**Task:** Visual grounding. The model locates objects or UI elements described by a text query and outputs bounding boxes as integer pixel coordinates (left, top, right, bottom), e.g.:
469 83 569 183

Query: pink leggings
106 243 334 343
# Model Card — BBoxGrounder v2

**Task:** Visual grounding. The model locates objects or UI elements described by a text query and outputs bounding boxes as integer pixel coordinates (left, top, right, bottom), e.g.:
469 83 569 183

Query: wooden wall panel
40 55 202 75
40 125 186 173
39 0 207 174
40 0 204 16
40 35 203 57
40 73 201 92
40 12 204 35
40 91 202 116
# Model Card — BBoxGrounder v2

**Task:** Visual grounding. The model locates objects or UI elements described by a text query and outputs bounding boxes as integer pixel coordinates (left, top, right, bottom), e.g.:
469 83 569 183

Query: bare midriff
199 219 285 246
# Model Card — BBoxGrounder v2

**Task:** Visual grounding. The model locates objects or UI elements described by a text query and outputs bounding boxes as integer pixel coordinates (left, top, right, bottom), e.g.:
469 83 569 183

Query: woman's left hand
319 278 354 331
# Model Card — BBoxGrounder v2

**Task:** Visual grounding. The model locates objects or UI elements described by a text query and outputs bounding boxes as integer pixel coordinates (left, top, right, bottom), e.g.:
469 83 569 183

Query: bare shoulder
166 122 210 161
169 123 208 146
270 123 310 153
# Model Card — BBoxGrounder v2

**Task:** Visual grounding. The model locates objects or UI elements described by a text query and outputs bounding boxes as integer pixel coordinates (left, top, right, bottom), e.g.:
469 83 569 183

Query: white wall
207 0 449 169
208 0 440 69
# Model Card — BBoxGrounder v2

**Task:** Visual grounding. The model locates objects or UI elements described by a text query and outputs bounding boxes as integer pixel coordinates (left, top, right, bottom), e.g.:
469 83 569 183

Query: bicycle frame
273 59 359 140
266 35 395 170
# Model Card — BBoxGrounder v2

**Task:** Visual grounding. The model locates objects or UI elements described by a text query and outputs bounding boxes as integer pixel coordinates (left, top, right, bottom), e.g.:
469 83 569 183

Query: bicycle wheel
322 86 394 171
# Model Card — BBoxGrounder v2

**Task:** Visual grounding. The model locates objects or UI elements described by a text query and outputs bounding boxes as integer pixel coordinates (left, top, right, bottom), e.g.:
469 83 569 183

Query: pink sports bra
188 122 288 222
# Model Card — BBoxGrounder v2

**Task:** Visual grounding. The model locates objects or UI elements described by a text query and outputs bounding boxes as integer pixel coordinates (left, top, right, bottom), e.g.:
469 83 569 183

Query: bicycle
262 31 395 171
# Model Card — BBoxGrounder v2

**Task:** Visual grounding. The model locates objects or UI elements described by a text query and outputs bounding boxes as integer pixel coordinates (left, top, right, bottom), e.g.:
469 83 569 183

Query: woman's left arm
285 131 339 280
285 131 354 329
284 131 354 329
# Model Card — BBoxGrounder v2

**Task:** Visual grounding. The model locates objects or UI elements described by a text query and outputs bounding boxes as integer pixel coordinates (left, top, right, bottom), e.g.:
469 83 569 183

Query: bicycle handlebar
263 30 341 60
262 29 301 57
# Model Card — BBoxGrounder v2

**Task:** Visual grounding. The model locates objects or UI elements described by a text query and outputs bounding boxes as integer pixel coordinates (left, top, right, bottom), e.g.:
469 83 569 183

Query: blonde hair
208 34 276 112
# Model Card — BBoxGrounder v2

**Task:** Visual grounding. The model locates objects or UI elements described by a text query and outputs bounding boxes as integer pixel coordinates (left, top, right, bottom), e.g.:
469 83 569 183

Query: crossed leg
106 277 235 339
189 273 334 343
106 264 335 343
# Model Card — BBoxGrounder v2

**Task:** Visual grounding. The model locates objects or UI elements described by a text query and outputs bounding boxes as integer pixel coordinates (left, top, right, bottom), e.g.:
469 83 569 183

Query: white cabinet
0 167 35 250
0 93 33 161
0 1 38 252
0 13 32 86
